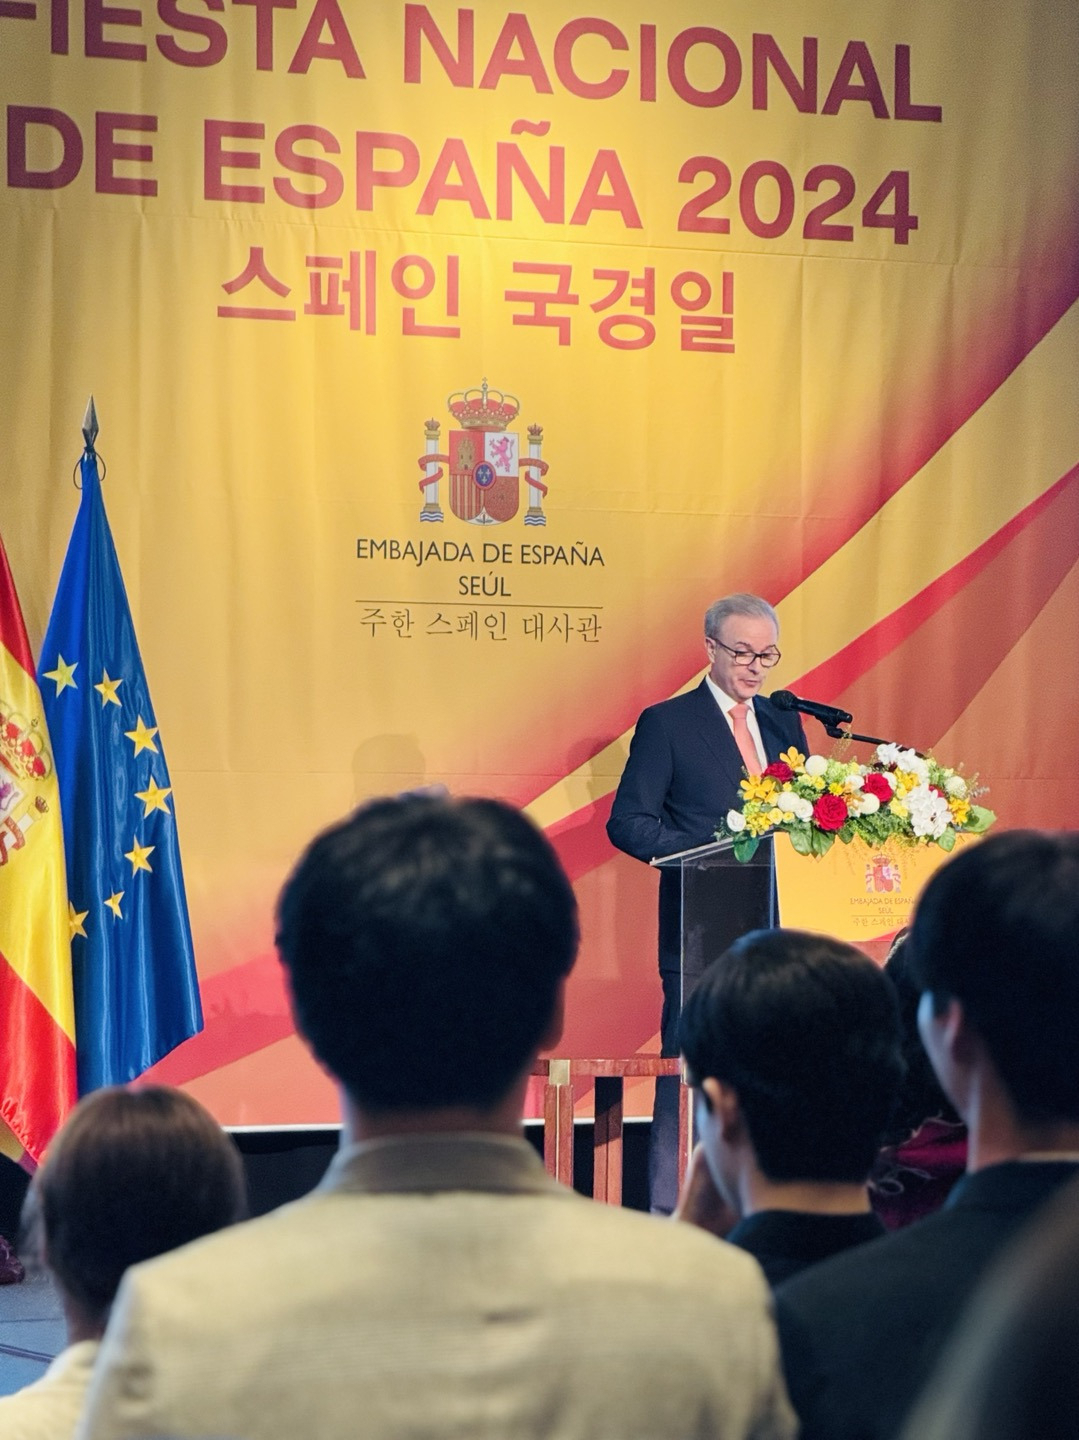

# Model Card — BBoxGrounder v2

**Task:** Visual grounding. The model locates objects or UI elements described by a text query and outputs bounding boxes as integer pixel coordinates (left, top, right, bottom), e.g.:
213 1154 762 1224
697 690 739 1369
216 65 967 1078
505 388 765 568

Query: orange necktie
729 702 762 776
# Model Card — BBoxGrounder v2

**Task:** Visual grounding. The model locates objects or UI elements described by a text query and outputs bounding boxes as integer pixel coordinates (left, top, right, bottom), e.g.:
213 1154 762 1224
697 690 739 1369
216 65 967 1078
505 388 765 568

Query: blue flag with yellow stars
39 447 203 1092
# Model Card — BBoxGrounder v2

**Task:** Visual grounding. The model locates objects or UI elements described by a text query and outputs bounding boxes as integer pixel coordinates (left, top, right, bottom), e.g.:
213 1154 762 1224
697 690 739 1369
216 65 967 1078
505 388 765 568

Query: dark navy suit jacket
607 681 806 972
607 680 807 862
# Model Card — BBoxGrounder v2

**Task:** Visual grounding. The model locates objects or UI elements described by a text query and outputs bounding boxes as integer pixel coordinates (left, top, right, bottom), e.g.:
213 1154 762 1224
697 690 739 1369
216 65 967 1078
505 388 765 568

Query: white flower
876 743 901 768
846 773 865 791
897 749 930 784
851 792 880 816
907 784 951 839
776 792 802 813
792 796 814 822
804 754 829 778
945 773 967 798
726 809 747 833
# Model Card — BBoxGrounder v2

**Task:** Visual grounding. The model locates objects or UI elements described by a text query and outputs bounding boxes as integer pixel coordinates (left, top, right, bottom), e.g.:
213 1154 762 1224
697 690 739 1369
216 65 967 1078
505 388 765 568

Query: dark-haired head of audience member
275 794 579 1126
27 1086 246 1341
680 928 904 1208
907 830 1079 1134
880 930 960 1147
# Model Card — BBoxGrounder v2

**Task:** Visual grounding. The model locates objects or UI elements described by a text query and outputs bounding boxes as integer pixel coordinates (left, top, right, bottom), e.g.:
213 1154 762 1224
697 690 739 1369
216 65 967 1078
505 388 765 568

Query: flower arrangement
717 743 996 862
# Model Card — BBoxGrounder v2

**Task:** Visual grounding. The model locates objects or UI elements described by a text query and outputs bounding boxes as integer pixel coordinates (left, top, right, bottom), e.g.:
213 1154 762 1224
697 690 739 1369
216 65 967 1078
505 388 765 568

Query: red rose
812 793 849 831
763 761 794 783
862 772 894 803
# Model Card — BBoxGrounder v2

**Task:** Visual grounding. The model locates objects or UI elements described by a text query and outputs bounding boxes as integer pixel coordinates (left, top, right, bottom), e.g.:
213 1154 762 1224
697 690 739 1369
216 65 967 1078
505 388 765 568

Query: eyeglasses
708 639 781 668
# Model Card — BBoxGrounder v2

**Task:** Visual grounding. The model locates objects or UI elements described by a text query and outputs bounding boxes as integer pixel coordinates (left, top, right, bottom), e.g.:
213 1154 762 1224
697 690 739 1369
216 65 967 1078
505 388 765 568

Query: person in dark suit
607 593 807 1212
676 928 903 1286
773 830 1079 1440
900 1171 1079 1440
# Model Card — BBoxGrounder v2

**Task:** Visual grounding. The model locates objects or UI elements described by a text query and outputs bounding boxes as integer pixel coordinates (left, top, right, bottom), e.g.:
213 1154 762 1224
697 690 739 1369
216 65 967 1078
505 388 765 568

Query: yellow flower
766 807 785 826
780 747 806 770
807 775 826 791
747 811 775 836
949 797 971 825
894 770 919 797
888 798 909 819
828 782 848 795
741 775 779 803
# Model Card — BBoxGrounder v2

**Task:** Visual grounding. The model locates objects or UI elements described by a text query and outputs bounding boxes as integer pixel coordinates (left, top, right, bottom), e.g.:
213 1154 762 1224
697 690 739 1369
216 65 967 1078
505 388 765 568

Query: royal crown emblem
447 381 520 430
416 379 549 527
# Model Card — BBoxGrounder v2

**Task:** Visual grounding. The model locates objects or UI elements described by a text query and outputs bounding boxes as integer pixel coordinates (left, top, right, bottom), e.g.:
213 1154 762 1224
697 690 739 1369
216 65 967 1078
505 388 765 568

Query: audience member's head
680 928 903 1203
275 793 579 1117
901 1173 1079 1440
879 930 960 1147
26 1086 246 1338
907 830 1079 1127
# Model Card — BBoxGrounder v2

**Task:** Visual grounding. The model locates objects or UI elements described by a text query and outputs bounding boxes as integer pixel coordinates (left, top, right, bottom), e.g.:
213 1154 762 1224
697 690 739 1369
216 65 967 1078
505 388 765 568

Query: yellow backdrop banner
1 1 1076 1122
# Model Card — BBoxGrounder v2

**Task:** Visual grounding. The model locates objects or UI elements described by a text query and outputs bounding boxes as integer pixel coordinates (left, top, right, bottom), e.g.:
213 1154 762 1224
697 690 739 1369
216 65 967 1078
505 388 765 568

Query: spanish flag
0 533 76 1166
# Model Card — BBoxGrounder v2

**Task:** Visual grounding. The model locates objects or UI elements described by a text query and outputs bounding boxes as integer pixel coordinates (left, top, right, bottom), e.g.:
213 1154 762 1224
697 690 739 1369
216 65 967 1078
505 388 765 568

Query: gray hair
704 594 779 639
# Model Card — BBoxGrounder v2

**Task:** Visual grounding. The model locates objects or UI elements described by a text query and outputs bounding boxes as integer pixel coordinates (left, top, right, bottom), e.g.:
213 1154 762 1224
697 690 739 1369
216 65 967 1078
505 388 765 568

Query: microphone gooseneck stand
823 722 890 746
819 721 924 757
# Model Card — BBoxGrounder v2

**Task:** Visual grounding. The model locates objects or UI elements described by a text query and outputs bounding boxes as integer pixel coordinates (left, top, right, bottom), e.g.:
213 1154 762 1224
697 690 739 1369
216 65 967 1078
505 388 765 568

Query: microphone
770 690 853 727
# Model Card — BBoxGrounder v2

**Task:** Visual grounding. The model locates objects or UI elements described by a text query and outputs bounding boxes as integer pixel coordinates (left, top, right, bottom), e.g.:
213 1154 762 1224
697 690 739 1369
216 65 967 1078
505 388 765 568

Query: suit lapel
756 699 783 766
756 698 796 766
691 680 746 794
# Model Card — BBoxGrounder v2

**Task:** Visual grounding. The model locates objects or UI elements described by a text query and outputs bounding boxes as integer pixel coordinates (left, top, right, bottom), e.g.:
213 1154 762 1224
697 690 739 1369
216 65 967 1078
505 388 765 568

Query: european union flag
39 429 202 1092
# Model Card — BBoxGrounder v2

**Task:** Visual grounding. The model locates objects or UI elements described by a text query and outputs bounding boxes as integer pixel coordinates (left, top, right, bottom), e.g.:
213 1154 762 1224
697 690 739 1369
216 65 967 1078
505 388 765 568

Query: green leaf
733 834 760 863
789 826 813 856
937 827 956 852
809 827 836 858
965 806 996 834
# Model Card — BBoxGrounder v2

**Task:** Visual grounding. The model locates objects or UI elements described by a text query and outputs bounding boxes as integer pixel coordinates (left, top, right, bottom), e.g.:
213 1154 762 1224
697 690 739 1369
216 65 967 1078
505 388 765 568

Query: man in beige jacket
77 794 795 1440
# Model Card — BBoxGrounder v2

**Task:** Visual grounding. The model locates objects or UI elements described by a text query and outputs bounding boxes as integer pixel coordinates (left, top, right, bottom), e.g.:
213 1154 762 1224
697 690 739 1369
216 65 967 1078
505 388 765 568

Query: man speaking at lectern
607 593 807 1212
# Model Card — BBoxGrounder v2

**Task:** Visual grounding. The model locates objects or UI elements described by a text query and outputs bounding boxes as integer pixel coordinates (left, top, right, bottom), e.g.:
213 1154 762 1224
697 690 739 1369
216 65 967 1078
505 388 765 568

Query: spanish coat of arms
416 380 549 526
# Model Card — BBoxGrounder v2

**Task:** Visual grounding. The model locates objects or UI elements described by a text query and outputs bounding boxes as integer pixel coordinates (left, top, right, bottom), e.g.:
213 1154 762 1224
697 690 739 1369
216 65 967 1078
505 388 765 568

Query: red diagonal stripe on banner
144 951 292 1088
0 951 76 1160
791 464 1079 749
788 261 1079 589
546 794 617 882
